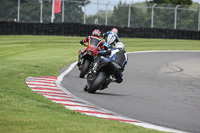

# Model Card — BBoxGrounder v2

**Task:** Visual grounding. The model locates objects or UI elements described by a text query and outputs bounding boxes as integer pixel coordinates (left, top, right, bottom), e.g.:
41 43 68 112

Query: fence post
128 4 131 27
40 0 43 23
105 1 110 25
174 5 180 29
84 1 87 24
17 0 20 22
198 9 200 31
97 0 99 24
62 0 64 22
151 4 157 28
51 0 55 23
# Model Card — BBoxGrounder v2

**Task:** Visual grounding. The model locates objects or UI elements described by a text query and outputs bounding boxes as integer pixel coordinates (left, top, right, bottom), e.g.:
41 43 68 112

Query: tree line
0 0 199 30
0 0 87 23
87 0 199 30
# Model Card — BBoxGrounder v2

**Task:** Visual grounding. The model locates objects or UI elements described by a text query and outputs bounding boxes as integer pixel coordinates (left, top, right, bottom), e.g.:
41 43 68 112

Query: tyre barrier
1 21 200 40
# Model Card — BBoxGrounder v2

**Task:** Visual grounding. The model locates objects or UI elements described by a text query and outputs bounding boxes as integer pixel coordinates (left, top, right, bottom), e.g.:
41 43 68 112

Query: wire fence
0 0 200 31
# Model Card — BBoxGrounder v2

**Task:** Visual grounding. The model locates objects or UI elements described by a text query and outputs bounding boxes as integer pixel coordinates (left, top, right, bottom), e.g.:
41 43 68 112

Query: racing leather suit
95 48 128 83
78 35 104 66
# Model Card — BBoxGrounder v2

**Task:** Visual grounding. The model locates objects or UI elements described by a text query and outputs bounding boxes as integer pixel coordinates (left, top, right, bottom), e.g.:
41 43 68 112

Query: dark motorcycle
84 61 121 93
78 44 99 78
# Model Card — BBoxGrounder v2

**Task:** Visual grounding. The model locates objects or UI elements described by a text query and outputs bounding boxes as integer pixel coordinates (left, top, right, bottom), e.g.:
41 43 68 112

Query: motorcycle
84 60 121 93
78 43 100 78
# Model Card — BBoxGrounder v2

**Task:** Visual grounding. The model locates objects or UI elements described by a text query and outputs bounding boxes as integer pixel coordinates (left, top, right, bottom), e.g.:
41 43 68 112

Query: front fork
84 71 95 91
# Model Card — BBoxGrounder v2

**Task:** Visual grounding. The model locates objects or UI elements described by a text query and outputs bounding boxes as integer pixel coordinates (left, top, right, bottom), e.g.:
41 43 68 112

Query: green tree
130 6 151 28
147 0 197 30
86 10 111 25
109 2 149 28
54 0 88 23
0 0 18 21
109 2 129 27
177 9 198 30
148 0 192 5
20 0 40 22
0 0 88 23
153 7 174 29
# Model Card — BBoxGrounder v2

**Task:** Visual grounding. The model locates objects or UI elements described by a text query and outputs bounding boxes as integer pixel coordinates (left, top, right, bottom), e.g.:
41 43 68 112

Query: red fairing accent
85 46 98 55
83 38 86 43
88 36 90 44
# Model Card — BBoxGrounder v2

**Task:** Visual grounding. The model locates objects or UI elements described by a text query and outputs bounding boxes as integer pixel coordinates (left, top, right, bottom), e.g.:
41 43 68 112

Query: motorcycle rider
77 29 105 67
103 28 119 48
92 42 128 83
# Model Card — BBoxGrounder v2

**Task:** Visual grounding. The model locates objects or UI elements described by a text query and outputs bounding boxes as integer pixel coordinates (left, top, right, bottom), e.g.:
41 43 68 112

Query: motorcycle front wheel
79 59 90 78
88 72 106 93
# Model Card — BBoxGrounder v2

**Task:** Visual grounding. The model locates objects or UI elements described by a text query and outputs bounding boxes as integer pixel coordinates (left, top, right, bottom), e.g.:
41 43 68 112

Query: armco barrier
0 21 199 40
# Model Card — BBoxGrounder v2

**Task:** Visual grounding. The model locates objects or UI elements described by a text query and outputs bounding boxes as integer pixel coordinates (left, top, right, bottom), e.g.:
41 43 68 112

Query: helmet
115 42 125 50
112 28 118 34
92 29 101 37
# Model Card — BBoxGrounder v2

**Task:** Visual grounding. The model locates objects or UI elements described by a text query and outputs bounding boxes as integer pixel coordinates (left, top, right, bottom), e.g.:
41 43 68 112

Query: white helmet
115 42 125 50
112 28 118 34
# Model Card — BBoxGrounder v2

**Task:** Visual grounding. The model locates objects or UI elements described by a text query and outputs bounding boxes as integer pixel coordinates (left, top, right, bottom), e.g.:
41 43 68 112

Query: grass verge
0 35 199 133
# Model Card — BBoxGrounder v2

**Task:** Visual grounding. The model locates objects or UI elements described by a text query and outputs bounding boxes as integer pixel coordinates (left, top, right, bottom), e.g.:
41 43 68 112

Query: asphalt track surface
60 51 200 133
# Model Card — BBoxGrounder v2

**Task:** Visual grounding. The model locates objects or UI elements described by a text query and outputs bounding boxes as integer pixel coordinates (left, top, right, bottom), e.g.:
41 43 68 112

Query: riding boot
83 84 88 91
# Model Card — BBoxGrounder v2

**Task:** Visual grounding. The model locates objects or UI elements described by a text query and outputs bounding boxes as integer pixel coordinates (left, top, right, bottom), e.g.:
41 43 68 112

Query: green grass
0 35 199 133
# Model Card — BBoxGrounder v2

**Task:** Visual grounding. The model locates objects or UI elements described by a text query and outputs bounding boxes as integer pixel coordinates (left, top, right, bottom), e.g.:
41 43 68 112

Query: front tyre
88 72 106 93
79 59 90 78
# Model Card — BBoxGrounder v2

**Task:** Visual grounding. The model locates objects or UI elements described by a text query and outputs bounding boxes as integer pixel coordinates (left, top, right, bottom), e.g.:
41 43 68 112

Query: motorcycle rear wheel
79 59 90 78
88 72 106 93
